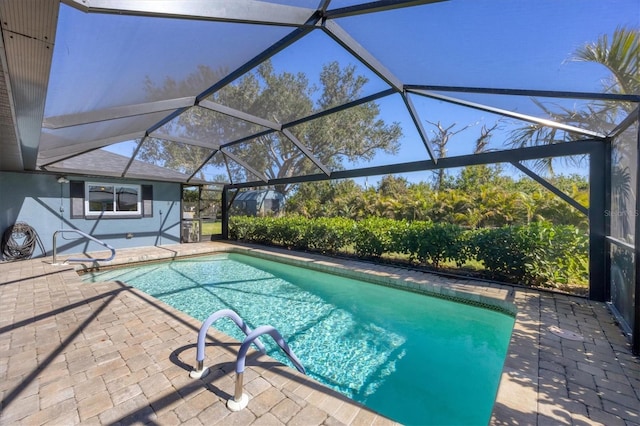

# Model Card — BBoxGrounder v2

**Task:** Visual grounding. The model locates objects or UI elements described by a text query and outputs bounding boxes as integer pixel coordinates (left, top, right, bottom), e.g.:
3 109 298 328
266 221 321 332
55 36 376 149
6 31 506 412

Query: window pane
88 185 114 212
116 186 139 212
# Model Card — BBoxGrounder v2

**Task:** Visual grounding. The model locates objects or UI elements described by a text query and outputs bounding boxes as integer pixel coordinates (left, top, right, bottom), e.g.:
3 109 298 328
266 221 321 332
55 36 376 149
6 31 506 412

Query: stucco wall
0 171 181 258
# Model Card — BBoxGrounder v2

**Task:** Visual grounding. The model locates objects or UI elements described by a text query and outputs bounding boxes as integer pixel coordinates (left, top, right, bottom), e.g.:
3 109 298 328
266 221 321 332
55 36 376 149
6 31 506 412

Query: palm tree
507 26 639 173
574 26 639 99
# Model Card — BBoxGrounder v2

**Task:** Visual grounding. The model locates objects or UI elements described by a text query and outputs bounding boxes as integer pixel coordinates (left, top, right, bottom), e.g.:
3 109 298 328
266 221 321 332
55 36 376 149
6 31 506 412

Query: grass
201 221 222 235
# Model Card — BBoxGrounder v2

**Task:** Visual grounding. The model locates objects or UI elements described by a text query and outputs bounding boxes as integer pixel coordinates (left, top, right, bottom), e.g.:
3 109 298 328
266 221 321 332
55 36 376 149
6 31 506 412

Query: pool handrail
52 229 116 265
228 325 305 411
190 309 266 379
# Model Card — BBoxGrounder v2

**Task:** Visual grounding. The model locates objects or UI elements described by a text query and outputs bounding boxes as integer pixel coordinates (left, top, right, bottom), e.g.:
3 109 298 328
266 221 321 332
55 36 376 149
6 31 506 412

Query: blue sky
46 0 639 185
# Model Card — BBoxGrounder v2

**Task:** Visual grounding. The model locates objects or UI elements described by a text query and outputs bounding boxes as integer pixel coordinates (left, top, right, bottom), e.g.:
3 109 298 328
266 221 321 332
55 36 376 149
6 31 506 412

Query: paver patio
1 241 638 425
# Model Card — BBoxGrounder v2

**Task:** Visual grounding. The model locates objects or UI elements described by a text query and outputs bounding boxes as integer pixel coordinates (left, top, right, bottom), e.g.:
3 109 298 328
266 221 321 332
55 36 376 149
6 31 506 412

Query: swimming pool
83 252 515 425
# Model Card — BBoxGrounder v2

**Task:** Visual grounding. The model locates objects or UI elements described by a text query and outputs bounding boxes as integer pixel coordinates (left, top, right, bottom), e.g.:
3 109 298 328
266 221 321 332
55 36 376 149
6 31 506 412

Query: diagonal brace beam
188 149 220 182
511 161 588 216
123 134 148 177
281 129 330 176
198 100 281 131
408 89 607 139
402 91 437 162
220 148 269 183
321 20 403 92
149 132 220 150
608 106 639 139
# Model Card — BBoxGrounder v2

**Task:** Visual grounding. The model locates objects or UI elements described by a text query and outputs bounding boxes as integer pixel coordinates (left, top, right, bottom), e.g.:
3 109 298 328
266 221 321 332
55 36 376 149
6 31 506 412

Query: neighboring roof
44 149 208 184
234 189 284 202
0 0 637 186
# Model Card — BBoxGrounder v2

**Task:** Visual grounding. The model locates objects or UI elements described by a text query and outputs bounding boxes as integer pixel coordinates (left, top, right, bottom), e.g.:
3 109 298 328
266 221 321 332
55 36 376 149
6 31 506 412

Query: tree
456 122 503 192
507 26 639 173
425 120 473 190
574 26 639 99
285 179 363 218
139 60 402 195
377 175 409 198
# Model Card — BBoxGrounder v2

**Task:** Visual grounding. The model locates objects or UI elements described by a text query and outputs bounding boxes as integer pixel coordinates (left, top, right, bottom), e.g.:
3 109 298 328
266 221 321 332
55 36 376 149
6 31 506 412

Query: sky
44 0 639 186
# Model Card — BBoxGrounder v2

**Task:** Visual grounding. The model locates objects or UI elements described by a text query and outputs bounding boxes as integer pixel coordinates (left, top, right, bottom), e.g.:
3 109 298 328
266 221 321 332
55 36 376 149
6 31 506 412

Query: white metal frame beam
62 0 316 27
38 131 146 165
43 97 196 129
408 89 609 139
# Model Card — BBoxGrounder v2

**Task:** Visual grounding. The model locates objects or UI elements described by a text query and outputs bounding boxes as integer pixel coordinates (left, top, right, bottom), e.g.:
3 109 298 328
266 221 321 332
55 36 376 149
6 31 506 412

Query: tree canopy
283 172 589 230
139 60 402 194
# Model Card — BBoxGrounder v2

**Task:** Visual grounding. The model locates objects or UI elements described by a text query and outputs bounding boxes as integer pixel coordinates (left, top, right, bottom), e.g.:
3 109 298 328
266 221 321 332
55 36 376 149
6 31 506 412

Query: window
85 182 141 217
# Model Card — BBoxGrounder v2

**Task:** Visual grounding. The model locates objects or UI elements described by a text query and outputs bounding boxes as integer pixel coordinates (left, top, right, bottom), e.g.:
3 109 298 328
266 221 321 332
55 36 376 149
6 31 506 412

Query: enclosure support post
222 186 229 240
589 142 608 302
603 141 612 303
633 121 640 355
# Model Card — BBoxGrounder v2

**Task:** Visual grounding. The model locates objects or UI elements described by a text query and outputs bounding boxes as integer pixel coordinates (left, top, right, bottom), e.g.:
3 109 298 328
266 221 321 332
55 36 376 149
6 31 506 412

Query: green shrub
228 216 255 241
352 217 395 258
392 221 469 268
229 215 588 287
472 222 588 286
305 217 356 254
270 216 307 249
388 219 413 255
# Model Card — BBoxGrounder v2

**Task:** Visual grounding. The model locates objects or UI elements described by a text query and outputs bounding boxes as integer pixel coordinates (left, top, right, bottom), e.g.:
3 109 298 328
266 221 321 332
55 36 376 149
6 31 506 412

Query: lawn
201 221 222 235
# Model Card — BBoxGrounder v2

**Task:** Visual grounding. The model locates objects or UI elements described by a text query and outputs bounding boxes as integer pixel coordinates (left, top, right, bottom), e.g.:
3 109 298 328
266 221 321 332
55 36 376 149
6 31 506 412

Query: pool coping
224 246 518 316
2 241 639 425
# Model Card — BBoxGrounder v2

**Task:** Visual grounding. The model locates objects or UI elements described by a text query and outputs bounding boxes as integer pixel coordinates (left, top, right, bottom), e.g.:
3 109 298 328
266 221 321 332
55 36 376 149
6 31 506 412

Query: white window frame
85 182 142 217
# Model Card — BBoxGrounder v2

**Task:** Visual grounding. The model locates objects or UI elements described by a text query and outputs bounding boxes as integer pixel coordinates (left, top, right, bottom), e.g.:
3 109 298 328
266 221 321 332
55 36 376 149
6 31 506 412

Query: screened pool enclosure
0 0 638 352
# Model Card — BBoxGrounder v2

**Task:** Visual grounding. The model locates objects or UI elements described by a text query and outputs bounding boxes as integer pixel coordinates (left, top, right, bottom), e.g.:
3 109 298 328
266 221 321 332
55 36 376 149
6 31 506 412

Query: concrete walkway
1 241 638 425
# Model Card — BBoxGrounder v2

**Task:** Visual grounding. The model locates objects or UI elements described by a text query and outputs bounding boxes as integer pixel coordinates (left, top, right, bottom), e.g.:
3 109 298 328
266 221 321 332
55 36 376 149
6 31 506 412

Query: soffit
0 0 57 171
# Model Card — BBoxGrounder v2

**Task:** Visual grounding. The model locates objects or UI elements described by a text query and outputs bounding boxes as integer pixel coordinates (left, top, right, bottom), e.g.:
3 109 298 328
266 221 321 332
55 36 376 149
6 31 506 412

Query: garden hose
1 222 45 261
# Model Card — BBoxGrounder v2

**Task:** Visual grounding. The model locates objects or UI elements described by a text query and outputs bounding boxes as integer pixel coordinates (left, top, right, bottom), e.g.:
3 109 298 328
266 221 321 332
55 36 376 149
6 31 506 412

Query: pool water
84 253 514 425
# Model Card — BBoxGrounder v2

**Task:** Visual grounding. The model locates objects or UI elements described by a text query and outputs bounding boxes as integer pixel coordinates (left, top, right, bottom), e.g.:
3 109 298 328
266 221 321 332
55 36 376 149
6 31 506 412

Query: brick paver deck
1 241 639 425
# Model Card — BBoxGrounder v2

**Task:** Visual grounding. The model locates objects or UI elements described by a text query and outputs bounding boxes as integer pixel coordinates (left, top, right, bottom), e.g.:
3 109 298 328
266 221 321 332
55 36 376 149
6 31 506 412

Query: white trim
85 182 142 217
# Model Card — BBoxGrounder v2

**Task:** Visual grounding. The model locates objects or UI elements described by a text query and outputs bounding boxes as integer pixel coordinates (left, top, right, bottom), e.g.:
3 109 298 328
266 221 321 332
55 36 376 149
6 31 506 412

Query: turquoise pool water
83 253 514 425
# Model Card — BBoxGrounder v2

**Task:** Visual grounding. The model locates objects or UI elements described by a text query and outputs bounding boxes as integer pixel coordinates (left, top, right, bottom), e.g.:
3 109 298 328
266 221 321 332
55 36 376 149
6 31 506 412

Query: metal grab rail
190 309 266 379
228 325 305 411
52 229 116 265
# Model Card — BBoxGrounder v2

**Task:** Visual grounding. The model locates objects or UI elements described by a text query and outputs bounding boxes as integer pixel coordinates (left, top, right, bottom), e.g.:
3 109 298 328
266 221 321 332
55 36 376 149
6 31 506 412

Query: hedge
229 215 588 288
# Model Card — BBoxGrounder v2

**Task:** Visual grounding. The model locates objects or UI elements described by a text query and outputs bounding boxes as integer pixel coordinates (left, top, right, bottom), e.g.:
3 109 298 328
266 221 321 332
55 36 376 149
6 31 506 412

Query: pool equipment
229 325 306 411
190 308 305 412
190 308 266 379
52 229 116 265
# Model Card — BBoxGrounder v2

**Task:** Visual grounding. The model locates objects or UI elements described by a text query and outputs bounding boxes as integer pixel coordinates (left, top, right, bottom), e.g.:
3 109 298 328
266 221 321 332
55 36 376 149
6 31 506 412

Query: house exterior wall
0 171 181 258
